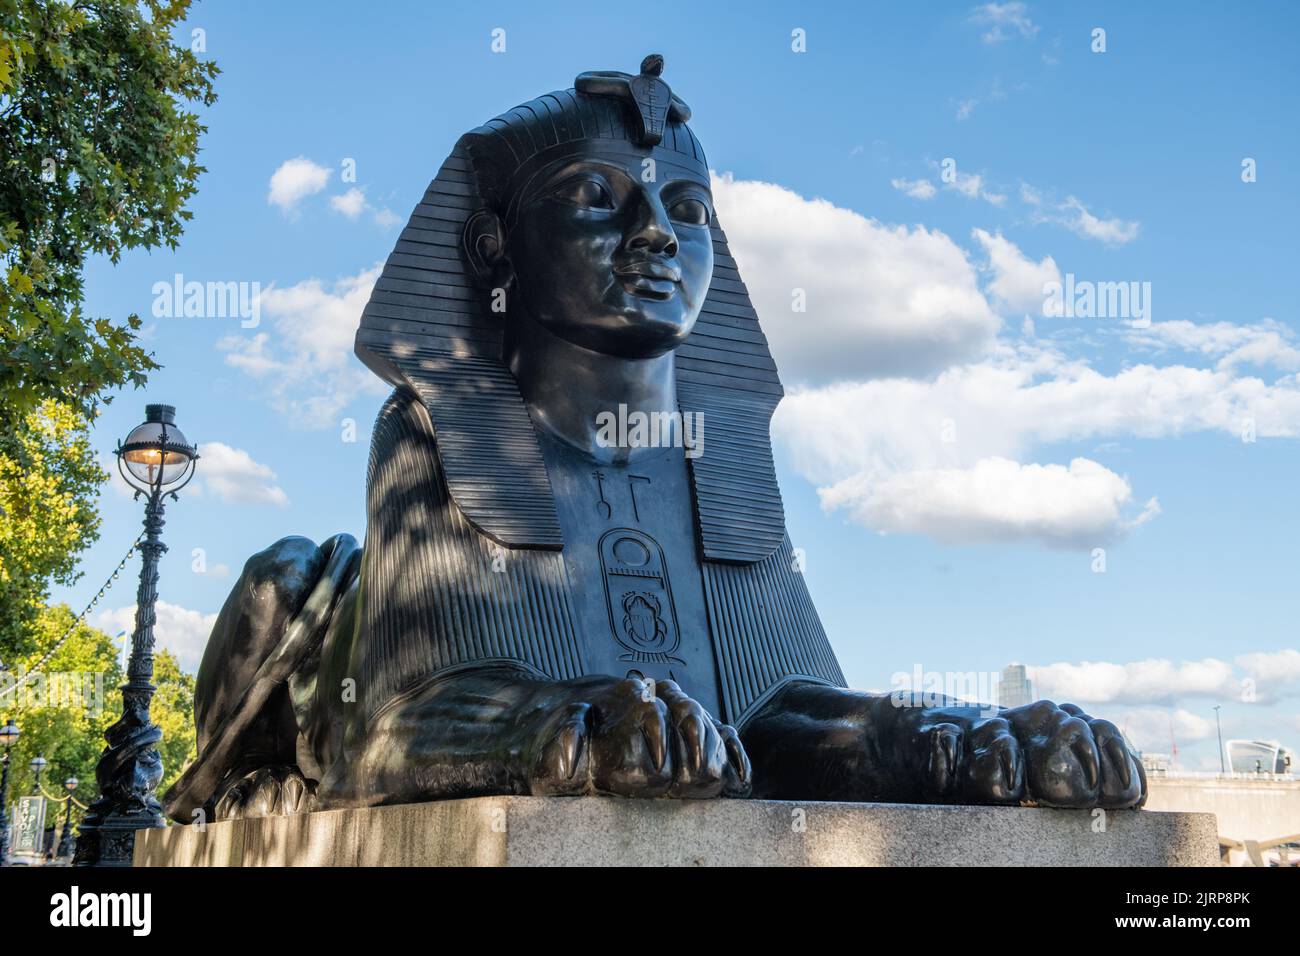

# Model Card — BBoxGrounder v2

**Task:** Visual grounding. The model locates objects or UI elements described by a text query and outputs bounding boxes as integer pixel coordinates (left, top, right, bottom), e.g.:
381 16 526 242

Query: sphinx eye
552 177 614 210
668 197 711 226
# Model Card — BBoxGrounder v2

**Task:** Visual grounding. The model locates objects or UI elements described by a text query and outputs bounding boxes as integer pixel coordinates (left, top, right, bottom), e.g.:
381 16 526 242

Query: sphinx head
460 56 714 360
355 55 786 559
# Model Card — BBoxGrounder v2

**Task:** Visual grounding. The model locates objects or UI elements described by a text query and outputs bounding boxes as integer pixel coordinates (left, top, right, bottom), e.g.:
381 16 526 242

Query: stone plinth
134 797 1218 867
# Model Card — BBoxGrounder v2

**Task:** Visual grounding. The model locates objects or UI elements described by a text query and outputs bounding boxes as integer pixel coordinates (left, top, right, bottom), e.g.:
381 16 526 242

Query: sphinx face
507 143 714 359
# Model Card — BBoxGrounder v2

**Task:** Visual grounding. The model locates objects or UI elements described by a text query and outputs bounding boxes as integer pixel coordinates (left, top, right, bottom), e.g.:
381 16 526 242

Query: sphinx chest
536 430 723 717
352 390 842 730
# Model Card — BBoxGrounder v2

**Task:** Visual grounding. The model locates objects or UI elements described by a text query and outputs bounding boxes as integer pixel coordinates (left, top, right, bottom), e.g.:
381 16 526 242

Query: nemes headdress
354 56 786 564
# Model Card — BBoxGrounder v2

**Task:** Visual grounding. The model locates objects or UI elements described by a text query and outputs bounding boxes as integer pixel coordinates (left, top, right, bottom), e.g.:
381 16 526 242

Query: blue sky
57 1 1300 771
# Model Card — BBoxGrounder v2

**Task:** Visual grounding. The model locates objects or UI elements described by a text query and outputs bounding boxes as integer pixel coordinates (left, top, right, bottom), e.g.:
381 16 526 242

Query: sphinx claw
721 727 749 784
679 713 707 774
1069 727 1101 793
543 703 590 783
1103 735 1132 791
928 723 963 796
640 712 668 773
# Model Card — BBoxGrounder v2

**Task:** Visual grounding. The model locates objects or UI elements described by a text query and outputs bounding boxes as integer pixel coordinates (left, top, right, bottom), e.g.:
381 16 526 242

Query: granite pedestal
133 797 1219 867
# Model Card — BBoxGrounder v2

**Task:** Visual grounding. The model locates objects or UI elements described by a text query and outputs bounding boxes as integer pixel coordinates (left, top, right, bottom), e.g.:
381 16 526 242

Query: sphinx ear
462 208 512 288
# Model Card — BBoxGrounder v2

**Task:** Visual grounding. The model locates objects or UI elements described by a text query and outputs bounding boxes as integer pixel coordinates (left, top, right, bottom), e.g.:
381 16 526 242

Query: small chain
0 533 145 702
36 783 90 810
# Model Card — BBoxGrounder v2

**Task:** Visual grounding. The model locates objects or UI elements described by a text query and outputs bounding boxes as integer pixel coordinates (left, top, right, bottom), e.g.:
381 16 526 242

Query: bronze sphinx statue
165 56 1145 822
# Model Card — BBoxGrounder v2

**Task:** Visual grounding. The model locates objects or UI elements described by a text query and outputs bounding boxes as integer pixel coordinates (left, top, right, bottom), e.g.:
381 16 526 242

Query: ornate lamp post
56 777 78 860
0 718 19 865
30 754 47 793
75 404 197 866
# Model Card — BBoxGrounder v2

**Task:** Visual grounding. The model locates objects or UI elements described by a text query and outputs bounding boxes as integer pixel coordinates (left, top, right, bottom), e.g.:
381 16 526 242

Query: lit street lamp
30 754 47 793
75 404 197 867
0 718 19 865
56 777 79 860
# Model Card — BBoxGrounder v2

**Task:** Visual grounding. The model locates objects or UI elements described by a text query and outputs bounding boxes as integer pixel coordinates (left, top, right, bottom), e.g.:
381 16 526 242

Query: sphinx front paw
213 765 317 820
1007 700 1146 808
530 677 750 799
912 700 1146 809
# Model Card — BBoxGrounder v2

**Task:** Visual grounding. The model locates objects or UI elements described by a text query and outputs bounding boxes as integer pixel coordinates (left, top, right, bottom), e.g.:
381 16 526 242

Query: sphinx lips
615 262 680 300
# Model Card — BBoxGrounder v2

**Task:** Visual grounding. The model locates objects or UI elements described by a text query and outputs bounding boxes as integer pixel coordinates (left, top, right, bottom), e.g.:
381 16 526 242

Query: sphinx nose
624 191 678 258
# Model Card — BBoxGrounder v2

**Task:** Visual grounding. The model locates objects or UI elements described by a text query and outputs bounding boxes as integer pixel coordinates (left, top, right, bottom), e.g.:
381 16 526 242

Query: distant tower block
997 664 1035 709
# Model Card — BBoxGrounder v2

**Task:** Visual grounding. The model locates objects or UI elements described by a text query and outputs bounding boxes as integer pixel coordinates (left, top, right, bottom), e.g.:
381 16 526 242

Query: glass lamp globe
118 404 198 490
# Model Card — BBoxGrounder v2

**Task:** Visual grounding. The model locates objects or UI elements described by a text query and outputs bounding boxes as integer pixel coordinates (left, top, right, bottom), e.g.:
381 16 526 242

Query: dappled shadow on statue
164 56 1145 824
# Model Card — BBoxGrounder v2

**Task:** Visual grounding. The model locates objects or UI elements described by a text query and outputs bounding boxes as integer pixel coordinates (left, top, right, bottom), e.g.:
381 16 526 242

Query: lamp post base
57 819 74 860
75 674 168 866
74 808 165 867
0 753 12 865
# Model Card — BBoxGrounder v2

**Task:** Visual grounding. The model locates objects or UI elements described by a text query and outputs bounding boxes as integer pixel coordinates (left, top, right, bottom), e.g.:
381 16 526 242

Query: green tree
0 604 119 833
151 645 197 794
0 0 217 660
0 400 106 661
1 606 196 828
0 0 219 428
0 2 211 833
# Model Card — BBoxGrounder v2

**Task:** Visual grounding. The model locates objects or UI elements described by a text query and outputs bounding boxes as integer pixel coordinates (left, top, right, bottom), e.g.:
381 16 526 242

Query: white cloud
193 442 290 507
267 157 330 214
973 228 1061 314
1125 318 1300 372
219 264 388 428
1001 649 1300 758
101 450 138 499
820 456 1158 548
328 186 400 228
891 177 937 200
772 342 1300 546
1059 196 1140 245
329 187 367 219
1021 185 1140 245
951 175 979 199
1235 649 1300 700
1028 649 1300 709
969 2 1039 44
1031 657 1238 707
1117 708 1216 754
103 441 286 519
740 169 1296 548
372 207 401 229
93 601 218 673
894 171 1003 204
712 172 1001 381
947 172 1005 205
952 78 1016 121
1008 650 1300 757
776 350 1300 478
